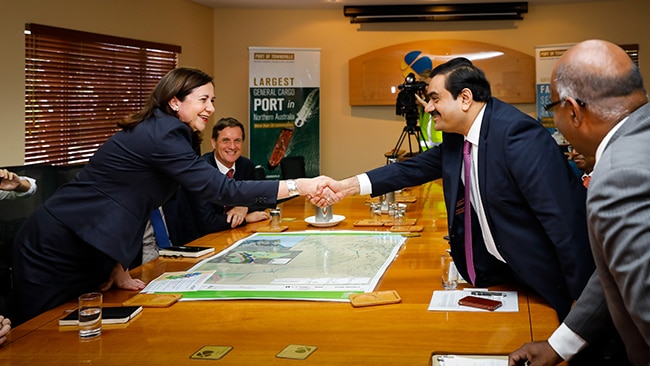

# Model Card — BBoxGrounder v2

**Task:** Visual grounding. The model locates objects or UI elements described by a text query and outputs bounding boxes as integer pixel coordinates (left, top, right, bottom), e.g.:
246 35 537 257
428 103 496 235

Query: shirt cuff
548 322 588 361
356 173 372 196
15 176 37 196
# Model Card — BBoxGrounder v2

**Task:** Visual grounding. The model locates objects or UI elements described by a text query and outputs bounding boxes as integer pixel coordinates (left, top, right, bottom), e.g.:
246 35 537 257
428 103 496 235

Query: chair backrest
280 156 306 179
0 163 84 316
254 165 266 180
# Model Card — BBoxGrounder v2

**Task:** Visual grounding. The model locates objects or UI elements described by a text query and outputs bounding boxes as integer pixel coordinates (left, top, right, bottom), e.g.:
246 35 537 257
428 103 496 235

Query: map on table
176 231 406 301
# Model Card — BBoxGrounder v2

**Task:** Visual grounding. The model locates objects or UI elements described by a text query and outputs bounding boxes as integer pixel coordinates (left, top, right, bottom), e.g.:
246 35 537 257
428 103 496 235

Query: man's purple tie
224 169 234 211
464 140 476 284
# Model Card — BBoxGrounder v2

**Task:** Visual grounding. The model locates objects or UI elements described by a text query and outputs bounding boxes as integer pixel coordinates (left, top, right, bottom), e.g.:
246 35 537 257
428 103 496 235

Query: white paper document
428 289 518 312
142 271 216 293
433 354 508 366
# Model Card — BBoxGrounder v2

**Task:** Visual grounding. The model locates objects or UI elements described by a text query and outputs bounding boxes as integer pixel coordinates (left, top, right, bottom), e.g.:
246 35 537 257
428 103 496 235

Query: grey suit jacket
565 102 650 365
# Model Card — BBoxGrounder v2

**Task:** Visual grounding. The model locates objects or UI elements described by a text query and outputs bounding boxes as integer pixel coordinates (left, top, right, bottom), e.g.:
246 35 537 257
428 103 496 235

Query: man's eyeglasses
543 98 587 112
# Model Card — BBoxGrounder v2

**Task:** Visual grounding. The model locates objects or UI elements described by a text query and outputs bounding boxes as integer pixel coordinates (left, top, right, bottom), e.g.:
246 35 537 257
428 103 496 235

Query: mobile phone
458 295 503 311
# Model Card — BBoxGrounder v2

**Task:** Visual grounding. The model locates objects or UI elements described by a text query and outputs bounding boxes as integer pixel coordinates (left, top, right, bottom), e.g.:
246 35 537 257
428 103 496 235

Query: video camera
396 72 427 126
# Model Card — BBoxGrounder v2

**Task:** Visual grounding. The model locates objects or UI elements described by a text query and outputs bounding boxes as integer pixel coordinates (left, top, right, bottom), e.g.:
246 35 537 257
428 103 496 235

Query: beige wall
2 0 649 180
212 0 649 179
0 0 213 166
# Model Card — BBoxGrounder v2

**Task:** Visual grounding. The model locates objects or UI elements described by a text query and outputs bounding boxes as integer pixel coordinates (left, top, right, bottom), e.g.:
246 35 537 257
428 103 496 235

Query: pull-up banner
248 47 321 179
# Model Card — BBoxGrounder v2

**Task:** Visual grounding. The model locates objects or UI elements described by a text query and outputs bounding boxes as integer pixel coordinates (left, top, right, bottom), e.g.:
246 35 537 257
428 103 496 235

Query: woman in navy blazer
11 68 335 325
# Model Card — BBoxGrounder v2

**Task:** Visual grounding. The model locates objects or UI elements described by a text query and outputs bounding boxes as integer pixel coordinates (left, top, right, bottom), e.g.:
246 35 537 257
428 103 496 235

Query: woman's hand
100 263 146 292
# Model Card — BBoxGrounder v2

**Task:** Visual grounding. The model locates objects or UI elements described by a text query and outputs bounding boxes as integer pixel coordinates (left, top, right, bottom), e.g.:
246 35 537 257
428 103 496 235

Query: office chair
280 156 306 179
254 165 266 180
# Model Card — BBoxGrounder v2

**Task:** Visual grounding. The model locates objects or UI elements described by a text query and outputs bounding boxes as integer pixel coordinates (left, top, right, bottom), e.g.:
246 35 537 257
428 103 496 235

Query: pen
471 291 507 297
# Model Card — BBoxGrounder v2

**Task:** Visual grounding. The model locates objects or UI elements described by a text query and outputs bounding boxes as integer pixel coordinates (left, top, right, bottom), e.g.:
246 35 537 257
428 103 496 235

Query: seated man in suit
196 117 270 231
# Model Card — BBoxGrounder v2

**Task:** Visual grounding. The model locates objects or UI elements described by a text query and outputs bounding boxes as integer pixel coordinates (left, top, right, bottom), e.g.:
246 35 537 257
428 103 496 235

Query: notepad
58 306 143 326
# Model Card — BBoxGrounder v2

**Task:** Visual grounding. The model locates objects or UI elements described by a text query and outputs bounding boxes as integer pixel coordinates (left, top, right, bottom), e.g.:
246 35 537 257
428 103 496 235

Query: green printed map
181 231 406 301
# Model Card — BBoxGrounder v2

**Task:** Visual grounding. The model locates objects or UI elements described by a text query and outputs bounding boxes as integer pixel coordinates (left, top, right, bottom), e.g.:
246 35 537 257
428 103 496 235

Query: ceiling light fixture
343 2 528 23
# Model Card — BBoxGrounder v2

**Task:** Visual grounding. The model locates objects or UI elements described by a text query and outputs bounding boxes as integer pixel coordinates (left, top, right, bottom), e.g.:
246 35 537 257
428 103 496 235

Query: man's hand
0 315 11 346
296 176 344 207
245 210 270 224
296 175 362 207
509 341 563 366
414 92 428 108
0 169 21 191
226 206 249 228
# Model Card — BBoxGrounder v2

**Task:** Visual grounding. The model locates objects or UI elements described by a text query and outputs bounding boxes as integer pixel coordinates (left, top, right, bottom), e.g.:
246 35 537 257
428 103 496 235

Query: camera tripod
387 124 422 162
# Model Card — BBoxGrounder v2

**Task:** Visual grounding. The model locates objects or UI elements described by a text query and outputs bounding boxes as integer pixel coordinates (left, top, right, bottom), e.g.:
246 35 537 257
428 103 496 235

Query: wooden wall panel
349 39 535 105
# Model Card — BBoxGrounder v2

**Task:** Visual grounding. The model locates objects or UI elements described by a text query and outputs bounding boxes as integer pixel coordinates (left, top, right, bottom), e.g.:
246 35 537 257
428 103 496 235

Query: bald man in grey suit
509 40 649 366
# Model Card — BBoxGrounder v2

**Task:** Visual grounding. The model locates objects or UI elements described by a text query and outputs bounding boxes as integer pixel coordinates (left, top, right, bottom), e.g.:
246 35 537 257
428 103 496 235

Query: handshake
289 176 361 208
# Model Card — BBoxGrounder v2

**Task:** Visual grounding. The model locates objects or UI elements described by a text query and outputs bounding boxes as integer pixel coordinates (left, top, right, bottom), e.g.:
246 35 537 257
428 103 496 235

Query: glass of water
369 202 382 223
441 250 459 290
78 292 102 339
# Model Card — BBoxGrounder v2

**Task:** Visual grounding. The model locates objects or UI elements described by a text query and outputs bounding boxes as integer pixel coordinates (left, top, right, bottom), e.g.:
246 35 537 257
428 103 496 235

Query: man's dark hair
212 117 245 141
431 57 491 102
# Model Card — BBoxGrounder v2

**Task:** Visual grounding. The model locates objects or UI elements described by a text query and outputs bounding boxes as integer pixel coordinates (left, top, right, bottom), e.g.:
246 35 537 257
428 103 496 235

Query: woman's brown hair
119 67 213 130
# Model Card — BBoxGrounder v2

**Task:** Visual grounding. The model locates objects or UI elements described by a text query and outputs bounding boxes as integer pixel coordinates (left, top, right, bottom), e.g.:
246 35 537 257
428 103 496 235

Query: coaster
253 225 289 232
389 225 424 232
395 195 417 203
122 293 182 307
383 218 417 226
349 290 401 307
190 346 233 360
353 219 384 227
276 344 318 360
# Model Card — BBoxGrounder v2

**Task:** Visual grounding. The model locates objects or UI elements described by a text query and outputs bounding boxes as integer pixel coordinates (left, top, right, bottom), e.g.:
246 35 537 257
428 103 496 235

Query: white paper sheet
141 271 216 293
427 289 518 312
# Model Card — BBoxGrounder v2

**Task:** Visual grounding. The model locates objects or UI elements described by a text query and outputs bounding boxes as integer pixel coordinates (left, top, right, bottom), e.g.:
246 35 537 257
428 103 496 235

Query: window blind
25 23 180 165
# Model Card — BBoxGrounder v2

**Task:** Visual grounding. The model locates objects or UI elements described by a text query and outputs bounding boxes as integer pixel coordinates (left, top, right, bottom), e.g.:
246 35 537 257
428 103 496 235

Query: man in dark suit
188 117 271 235
331 58 594 322
509 40 648 366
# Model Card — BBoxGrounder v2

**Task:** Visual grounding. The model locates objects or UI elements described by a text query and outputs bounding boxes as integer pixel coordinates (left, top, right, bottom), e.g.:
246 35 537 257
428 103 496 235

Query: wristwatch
286 179 300 197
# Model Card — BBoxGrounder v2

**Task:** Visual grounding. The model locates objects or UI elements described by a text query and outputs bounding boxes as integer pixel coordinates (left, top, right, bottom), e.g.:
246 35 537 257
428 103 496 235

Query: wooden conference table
1 181 561 365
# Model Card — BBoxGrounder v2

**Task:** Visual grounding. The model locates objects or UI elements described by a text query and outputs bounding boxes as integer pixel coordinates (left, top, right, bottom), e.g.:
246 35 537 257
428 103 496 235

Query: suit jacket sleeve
189 155 271 235
587 115 650 353
236 157 274 212
153 125 277 208
366 147 443 196
563 271 614 344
